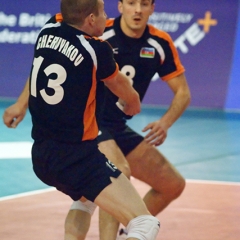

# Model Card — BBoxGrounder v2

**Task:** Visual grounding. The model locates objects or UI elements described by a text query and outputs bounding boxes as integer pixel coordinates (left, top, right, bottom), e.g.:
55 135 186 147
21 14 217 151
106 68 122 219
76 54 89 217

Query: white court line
186 179 240 186
0 141 32 159
0 179 240 202
0 188 55 202
169 208 216 214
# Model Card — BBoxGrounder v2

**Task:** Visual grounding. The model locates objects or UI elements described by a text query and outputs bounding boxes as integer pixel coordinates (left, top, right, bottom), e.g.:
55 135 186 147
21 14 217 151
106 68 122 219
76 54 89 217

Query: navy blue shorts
32 139 121 202
97 121 143 156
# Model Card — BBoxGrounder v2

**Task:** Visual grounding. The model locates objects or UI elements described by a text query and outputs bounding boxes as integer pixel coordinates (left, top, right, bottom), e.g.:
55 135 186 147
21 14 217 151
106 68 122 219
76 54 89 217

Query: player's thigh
94 173 150 226
98 139 131 177
126 140 184 191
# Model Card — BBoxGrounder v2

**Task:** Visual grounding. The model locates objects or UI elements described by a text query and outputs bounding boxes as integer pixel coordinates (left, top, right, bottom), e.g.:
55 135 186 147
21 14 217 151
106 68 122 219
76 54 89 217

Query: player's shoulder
44 13 63 24
55 13 63 23
88 35 109 45
147 23 173 42
87 35 113 52
100 18 116 41
105 18 115 28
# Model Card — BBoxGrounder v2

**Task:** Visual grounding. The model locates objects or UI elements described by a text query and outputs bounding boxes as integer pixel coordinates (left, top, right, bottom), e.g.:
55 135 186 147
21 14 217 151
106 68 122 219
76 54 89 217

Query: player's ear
150 3 155 15
88 13 95 26
118 1 123 14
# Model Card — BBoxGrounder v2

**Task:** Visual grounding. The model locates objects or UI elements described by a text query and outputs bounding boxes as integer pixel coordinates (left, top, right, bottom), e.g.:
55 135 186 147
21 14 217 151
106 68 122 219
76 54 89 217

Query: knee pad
126 215 160 240
69 200 97 216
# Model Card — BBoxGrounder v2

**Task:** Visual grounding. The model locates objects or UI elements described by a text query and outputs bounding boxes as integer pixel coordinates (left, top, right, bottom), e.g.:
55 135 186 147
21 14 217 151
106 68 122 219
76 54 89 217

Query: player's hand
142 120 168 146
2 103 27 128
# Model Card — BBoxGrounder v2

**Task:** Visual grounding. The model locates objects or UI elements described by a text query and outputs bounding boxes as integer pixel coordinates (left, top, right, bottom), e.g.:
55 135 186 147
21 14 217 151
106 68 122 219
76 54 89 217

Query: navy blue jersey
29 14 118 143
100 16 185 122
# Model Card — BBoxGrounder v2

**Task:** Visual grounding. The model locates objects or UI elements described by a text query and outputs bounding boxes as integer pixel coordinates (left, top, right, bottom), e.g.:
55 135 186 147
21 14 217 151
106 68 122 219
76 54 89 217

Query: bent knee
170 176 186 199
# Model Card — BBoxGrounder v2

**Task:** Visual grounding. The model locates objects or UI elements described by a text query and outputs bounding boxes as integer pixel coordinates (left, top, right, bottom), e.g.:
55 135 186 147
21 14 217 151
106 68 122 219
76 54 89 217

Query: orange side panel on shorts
148 25 185 81
82 66 98 141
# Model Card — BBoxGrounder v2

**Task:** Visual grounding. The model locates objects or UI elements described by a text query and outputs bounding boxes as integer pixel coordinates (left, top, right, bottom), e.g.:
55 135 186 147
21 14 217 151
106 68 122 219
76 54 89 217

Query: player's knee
126 215 160 240
177 176 186 196
70 200 97 216
171 175 186 200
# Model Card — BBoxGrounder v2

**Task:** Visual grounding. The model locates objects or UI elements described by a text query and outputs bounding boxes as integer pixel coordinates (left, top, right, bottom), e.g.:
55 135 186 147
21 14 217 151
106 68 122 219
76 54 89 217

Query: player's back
29 19 100 143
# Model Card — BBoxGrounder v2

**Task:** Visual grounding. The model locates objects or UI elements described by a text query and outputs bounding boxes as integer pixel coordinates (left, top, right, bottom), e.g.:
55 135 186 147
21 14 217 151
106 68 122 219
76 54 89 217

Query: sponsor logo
149 11 218 54
112 48 119 54
106 160 117 172
0 12 51 44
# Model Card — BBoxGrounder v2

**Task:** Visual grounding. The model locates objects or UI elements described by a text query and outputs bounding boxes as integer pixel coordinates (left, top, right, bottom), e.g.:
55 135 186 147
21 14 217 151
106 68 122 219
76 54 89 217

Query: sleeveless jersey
29 14 118 143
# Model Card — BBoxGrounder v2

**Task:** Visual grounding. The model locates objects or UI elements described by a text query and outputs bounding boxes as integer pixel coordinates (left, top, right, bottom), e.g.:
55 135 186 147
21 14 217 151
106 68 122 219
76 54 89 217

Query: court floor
0 100 240 239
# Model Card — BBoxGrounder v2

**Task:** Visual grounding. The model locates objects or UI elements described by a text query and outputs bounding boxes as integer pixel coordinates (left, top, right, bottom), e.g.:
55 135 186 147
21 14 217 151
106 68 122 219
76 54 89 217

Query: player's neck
67 22 94 37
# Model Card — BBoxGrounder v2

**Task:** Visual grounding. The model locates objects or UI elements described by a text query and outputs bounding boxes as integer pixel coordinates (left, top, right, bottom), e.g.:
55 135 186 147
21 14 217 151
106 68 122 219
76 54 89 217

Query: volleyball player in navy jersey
66 0 190 240
3 0 190 239
4 0 161 239
66 1 191 239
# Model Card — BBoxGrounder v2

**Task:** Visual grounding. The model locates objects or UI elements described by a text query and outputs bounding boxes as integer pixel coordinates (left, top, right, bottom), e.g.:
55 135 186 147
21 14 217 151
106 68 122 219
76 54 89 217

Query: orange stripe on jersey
55 13 63 22
87 35 105 43
106 19 114 27
148 25 185 81
82 66 98 141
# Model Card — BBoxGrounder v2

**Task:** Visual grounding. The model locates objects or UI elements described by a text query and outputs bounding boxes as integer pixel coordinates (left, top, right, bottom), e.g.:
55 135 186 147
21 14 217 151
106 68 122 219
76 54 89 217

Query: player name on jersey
36 33 84 66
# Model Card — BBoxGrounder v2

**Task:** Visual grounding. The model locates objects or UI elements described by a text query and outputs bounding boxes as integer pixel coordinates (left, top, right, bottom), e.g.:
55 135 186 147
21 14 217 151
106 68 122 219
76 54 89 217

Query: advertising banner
0 0 239 110
225 2 240 110
0 0 58 98
143 0 239 109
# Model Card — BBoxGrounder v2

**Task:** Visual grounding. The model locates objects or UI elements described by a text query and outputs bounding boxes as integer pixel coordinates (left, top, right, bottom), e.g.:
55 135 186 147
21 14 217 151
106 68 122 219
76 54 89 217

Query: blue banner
143 0 239 109
0 0 239 111
0 0 58 98
225 2 240 110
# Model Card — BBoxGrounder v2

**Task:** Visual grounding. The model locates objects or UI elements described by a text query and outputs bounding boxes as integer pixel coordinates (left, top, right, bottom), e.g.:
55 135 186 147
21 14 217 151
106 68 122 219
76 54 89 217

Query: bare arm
143 73 191 146
3 78 30 128
103 71 141 116
3 71 141 127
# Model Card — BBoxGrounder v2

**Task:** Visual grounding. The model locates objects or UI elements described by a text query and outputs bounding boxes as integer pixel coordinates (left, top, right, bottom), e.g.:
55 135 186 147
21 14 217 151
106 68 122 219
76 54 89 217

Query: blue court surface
0 100 240 199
